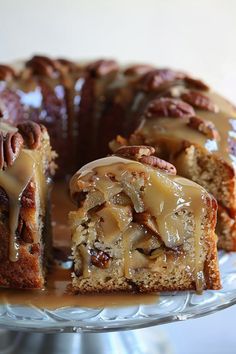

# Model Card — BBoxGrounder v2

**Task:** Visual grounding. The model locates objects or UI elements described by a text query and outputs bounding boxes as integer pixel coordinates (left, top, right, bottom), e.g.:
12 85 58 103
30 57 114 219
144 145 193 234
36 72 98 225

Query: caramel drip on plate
0 150 35 261
0 266 158 308
76 158 207 292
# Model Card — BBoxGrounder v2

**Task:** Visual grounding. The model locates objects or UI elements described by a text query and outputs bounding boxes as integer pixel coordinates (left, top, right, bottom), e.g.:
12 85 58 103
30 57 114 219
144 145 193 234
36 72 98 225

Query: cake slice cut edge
69 146 221 294
0 121 56 289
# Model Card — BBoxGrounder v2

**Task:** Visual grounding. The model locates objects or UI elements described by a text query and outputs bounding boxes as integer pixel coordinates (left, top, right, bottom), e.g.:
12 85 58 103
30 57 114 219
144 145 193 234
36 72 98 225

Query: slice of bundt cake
0 120 55 288
127 89 236 251
69 146 220 293
109 71 236 251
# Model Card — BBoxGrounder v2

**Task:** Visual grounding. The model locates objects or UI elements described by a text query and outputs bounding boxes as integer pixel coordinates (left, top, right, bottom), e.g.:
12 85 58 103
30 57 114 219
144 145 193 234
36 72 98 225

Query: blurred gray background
1 1 236 353
1 0 236 102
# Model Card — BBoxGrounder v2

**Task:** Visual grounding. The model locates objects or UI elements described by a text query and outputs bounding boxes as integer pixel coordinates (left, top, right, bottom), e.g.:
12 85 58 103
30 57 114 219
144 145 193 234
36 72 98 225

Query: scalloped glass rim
0 251 235 333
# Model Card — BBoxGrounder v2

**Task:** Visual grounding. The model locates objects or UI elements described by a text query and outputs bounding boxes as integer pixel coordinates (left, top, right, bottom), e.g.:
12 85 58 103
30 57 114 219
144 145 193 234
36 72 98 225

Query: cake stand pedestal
0 329 172 354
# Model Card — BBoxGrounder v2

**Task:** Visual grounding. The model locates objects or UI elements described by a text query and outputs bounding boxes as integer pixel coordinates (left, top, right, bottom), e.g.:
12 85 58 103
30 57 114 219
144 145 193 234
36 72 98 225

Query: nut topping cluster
124 64 155 76
187 116 219 140
0 131 23 169
184 76 209 91
181 91 218 112
86 59 119 78
144 97 196 119
0 65 15 81
140 69 185 91
139 68 209 92
56 58 79 73
90 249 110 268
26 55 59 77
115 145 155 159
114 145 177 175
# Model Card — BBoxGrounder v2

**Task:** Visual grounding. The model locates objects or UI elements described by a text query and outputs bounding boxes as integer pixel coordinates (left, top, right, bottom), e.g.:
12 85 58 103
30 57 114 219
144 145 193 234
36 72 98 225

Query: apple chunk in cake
69 146 221 293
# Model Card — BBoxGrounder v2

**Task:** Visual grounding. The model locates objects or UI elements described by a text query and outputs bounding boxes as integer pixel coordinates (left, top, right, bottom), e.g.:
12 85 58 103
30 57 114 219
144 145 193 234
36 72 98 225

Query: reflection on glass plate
0 251 235 333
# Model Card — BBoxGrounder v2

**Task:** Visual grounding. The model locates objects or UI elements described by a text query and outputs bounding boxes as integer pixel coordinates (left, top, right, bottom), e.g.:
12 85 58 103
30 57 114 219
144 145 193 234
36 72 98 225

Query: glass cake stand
0 251 236 354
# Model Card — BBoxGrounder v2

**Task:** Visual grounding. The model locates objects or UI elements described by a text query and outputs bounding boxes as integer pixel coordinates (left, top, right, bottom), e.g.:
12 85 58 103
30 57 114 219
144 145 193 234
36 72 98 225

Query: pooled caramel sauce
0 266 158 308
140 91 236 168
75 158 207 292
0 182 158 309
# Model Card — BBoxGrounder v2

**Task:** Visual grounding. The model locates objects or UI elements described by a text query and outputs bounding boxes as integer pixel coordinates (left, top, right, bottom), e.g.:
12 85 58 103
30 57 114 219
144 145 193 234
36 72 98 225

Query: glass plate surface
0 251 235 333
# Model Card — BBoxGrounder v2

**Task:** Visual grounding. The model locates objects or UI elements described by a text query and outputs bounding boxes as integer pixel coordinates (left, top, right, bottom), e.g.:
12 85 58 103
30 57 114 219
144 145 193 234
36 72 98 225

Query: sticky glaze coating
0 120 55 288
2 56 235 178
69 154 220 293
1 55 236 254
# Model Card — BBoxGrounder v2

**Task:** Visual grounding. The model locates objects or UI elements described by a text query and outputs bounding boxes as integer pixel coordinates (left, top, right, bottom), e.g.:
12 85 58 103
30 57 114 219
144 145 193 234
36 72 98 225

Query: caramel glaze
1 57 236 181
138 89 236 168
0 59 122 175
71 157 210 292
0 150 35 261
0 58 153 176
0 124 35 261
0 182 157 308
0 121 50 263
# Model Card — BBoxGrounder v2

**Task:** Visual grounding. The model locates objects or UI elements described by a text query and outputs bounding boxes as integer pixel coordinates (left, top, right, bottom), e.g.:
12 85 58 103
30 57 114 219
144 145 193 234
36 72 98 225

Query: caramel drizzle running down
0 150 35 261
74 157 208 292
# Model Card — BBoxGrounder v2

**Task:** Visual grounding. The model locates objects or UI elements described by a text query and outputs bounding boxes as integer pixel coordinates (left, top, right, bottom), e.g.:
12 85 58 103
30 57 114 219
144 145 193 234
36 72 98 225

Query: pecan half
139 155 176 174
187 116 219 140
90 249 110 268
26 55 58 77
115 145 155 159
56 58 79 72
184 76 209 91
114 145 176 174
17 121 42 149
124 64 155 76
86 59 119 77
0 132 24 169
181 91 218 112
144 97 195 119
0 65 15 81
139 69 184 91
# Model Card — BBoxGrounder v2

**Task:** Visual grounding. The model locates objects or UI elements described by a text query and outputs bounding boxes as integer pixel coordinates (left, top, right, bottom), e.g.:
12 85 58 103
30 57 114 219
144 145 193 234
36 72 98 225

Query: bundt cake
0 54 233 290
0 56 235 252
69 146 220 293
0 120 55 288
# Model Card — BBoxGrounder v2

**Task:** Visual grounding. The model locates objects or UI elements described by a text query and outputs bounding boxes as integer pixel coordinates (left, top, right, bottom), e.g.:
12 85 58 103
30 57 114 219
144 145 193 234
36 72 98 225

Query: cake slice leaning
69 145 221 293
0 120 56 288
